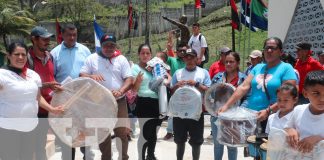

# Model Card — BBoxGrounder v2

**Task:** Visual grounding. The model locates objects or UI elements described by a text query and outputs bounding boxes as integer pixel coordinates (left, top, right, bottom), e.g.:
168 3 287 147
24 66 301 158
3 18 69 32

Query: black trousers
136 97 163 159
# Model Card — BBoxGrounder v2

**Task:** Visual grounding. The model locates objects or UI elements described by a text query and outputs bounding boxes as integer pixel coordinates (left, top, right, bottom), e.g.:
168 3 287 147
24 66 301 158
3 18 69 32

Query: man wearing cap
171 48 211 160
208 47 231 79
188 23 208 67
27 26 63 160
294 42 324 104
244 50 263 75
317 50 324 66
51 24 94 160
80 34 132 160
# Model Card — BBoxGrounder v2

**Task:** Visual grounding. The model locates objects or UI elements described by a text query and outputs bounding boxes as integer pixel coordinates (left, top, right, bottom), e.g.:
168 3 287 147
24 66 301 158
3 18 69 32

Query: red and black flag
195 0 201 8
56 18 63 44
230 0 241 31
128 2 133 33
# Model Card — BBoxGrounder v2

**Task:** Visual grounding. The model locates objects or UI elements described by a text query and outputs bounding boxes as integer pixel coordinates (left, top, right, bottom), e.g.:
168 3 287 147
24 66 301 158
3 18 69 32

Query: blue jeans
210 116 237 160
166 117 173 133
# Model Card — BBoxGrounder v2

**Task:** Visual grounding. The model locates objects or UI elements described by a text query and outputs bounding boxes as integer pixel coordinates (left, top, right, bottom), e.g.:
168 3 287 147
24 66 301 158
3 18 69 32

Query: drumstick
63 82 91 110
262 138 268 143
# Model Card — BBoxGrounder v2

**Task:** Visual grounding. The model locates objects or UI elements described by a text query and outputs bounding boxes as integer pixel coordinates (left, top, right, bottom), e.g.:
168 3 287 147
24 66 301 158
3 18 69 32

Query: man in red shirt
27 26 62 160
294 42 324 104
208 47 231 79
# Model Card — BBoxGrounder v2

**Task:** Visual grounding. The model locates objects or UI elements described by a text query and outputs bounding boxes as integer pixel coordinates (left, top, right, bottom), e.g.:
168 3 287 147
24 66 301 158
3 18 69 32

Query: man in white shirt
188 23 208 68
80 34 133 160
171 48 211 160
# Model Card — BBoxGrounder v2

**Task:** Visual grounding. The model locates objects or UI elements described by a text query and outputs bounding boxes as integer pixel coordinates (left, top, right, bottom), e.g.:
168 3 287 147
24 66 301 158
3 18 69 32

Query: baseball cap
249 50 262 58
219 47 231 54
31 26 54 38
185 48 197 57
296 42 311 50
100 34 116 45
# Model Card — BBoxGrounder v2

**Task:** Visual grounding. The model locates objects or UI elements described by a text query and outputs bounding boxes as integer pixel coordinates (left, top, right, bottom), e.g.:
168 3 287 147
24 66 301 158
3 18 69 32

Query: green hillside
117 4 268 70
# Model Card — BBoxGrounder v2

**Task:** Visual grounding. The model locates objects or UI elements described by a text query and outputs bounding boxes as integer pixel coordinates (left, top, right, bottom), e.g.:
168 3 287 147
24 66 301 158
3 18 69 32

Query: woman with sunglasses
218 37 298 132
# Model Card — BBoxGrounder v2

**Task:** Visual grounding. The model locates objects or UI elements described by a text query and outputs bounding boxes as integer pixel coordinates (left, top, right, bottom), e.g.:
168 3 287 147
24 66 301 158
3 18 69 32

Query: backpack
190 34 209 63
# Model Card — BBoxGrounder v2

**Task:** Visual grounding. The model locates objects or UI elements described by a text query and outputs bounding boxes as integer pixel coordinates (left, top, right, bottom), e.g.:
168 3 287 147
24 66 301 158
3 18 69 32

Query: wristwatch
195 81 200 88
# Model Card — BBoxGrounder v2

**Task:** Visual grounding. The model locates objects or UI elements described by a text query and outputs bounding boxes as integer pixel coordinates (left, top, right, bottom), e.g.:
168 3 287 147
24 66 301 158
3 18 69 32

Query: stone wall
37 0 225 44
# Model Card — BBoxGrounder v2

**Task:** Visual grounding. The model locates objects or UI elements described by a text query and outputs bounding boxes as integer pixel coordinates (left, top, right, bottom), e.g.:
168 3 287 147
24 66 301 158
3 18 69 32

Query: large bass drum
49 77 118 147
204 83 239 117
168 86 202 121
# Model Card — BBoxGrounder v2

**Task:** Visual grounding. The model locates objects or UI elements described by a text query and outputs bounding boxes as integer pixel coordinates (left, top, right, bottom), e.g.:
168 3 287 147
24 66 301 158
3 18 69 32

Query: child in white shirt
146 51 171 92
285 70 324 154
266 83 298 134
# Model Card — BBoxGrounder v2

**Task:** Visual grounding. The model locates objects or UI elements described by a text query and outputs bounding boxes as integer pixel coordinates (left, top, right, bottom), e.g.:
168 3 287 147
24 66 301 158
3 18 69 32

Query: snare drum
216 107 257 147
260 142 268 160
168 86 202 121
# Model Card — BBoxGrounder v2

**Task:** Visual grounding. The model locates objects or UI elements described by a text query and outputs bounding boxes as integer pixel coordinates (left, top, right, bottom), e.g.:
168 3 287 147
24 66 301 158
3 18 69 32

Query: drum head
49 77 118 147
204 83 238 116
168 86 202 120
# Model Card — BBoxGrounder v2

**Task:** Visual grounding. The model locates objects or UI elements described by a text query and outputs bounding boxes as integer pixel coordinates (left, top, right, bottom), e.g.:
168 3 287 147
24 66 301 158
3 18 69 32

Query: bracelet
266 107 272 115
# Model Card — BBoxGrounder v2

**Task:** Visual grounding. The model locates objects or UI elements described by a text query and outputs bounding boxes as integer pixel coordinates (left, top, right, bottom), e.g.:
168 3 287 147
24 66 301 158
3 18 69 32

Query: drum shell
216 108 257 147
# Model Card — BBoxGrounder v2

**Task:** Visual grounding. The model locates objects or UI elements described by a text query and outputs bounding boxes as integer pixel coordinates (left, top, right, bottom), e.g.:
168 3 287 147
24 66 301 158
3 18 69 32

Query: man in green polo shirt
167 45 187 75
163 44 187 140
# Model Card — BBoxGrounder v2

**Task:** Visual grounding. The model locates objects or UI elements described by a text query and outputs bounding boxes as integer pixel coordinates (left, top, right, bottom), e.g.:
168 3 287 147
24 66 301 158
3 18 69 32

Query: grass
118 4 268 70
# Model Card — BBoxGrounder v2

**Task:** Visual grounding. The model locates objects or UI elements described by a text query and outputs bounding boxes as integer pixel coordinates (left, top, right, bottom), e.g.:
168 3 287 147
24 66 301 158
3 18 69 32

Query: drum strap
263 67 271 115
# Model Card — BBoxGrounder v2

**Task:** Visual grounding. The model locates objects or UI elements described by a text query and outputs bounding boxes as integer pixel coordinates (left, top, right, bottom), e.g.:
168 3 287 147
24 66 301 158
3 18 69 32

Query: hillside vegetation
117 4 268 70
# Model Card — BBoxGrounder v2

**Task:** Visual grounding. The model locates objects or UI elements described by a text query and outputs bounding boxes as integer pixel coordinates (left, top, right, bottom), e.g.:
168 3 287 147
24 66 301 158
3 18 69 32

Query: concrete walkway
49 116 254 160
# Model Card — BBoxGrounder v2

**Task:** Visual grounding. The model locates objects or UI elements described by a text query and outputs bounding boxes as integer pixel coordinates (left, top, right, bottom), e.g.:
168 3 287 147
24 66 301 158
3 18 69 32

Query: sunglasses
177 50 186 54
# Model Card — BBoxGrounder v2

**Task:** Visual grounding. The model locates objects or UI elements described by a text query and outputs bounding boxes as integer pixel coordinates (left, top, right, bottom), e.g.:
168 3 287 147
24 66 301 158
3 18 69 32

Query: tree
0 0 36 48
34 0 109 41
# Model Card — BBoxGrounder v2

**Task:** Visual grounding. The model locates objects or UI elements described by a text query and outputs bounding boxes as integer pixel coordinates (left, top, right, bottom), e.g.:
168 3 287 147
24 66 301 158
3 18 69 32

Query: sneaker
163 133 173 140
206 134 213 140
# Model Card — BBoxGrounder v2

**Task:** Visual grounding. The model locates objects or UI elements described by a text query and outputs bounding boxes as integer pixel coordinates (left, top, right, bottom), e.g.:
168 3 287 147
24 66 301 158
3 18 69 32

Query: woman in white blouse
0 42 64 160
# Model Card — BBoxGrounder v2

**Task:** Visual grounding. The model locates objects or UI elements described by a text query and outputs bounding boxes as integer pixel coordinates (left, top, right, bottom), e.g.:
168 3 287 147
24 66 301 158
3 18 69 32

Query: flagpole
243 0 248 70
247 0 253 71
145 0 150 45
128 0 132 55
238 0 243 54
231 6 236 52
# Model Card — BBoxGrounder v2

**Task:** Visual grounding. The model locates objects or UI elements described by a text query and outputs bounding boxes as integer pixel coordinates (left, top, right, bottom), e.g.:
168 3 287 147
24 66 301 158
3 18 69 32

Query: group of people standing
0 20 324 160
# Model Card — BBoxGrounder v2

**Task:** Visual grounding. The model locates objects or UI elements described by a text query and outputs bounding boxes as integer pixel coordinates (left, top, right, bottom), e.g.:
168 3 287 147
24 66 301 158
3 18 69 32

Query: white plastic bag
216 107 257 147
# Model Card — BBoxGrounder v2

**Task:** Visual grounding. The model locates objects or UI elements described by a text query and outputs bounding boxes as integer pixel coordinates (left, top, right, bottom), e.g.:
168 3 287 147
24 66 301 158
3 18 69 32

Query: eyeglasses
264 46 278 51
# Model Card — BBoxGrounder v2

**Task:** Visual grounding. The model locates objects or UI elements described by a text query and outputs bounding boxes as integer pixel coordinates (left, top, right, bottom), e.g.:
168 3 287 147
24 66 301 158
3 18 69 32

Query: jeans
166 117 173 133
210 116 237 160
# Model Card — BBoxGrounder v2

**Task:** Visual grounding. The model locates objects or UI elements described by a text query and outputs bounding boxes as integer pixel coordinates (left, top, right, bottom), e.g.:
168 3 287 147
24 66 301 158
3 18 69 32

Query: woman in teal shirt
219 37 297 132
132 44 162 160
